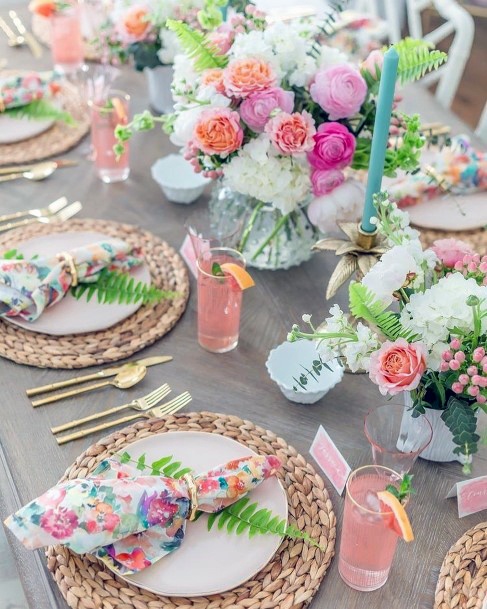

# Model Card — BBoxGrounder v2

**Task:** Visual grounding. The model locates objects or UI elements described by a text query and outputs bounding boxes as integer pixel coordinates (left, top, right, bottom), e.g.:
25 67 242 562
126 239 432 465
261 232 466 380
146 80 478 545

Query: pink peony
310 64 367 120
431 238 475 268
116 5 152 44
40 507 78 539
224 57 277 99
308 122 356 170
265 110 316 155
207 30 234 55
311 168 345 196
369 338 427 396
193 107 243 156
239 87 294 132
361 50 384 79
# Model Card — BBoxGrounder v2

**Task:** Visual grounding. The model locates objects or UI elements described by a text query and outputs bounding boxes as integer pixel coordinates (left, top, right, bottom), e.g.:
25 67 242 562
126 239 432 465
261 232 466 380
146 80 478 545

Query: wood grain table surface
0 15 486 609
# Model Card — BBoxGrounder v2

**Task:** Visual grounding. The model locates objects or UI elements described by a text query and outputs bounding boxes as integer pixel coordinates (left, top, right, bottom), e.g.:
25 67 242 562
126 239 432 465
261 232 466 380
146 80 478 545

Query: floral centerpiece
288 192 486 473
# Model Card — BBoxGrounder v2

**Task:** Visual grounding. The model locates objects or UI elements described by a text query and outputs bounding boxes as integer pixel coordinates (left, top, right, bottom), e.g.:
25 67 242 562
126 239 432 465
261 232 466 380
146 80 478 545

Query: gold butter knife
0 160 78 176
26 356 173 397
8 10 43 58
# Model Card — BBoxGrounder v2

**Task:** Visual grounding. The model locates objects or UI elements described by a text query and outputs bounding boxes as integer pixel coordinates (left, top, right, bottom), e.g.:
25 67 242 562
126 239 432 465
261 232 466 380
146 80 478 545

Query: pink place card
309 425 351 495
456 476 487 518
179 234 198 279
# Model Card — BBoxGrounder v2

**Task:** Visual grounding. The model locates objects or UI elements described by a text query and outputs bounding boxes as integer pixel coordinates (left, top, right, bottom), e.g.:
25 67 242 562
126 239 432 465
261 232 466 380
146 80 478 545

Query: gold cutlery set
26 355 192 445
0 11 42 58
0 196 82 232
0 159 78 183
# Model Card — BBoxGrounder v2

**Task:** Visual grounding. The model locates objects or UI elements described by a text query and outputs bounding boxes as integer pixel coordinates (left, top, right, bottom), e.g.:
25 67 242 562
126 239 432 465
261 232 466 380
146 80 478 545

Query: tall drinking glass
197 247 245 353
50 2 84 73
90 91 130 183
338 465 406 591
185 208 243 259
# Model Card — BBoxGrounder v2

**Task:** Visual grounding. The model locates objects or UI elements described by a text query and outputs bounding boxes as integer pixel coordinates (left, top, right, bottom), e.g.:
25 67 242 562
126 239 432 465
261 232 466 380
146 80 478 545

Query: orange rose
224 57 277 99
29 0 57 18
193 107 243 157
201 69 225 94
119 5 151 43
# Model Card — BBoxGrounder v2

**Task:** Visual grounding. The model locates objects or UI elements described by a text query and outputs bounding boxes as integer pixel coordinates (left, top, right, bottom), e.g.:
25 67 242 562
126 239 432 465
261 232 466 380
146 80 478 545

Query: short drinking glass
197 247 245 353
364 404 433 474
338 465 406 591
90 91 130 183
50 2 84 73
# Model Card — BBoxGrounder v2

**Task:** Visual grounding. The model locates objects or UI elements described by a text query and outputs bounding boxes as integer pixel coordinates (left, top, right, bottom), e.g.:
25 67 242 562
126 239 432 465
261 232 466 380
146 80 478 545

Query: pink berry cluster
229 5 266 33
183 144 224 179
453 253 487 286
440 339 487 405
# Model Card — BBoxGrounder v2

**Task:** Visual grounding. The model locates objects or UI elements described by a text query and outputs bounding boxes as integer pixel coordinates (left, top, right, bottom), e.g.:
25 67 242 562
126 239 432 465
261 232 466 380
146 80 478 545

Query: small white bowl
151 154 211 204
266 339 344 404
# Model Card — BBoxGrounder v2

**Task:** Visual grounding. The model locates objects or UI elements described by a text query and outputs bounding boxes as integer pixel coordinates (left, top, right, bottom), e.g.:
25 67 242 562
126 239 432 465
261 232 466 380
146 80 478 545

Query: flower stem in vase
248 211 291 262
238 201 265 253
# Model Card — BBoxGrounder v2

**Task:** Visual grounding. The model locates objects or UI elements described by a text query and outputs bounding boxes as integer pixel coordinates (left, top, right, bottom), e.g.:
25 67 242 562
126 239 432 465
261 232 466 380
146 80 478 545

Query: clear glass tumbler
338 465 406 591
90 90 130 183
185 207 243 259
364 404 433 474
197 247 245 353
50 3 84 73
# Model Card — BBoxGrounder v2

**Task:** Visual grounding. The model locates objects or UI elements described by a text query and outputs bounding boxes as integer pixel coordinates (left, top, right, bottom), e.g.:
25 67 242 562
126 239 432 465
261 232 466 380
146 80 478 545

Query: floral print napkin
4 455 281 574
0 71 61 111
0 238 143 321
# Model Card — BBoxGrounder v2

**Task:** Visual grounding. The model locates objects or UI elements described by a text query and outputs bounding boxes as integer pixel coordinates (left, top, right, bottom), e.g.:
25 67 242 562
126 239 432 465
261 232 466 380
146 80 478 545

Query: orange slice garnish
377 490 414 542
220 263 255 290
111 97 127 122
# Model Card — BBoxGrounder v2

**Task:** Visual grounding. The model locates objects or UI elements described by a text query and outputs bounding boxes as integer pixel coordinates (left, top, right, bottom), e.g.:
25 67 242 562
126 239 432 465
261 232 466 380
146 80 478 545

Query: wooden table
0 22 486 609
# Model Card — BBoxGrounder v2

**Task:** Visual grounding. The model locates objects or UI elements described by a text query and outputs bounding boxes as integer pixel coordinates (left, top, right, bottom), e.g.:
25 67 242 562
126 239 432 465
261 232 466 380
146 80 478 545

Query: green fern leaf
5 99 75 125
150 455 173 475
166 19 228 71
207 512 218 529
217 510 233 530
392 38 448 84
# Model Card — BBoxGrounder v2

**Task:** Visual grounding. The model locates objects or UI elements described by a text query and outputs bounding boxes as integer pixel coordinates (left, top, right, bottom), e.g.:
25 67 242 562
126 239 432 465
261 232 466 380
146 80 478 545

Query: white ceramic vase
144 65 175 115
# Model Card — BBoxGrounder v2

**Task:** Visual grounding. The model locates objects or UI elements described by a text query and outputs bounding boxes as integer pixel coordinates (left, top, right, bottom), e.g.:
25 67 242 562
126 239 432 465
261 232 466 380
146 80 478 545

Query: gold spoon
31 365 147 407
0 162 57 184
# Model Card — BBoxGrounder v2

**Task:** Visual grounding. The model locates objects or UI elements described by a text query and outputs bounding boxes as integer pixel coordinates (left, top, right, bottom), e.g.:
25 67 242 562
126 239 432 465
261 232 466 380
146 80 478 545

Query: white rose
170 106 204 147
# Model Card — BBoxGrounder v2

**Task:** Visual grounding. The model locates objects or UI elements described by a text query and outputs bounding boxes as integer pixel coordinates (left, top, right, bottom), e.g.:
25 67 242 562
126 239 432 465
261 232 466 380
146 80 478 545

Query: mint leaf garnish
212 262 224 277
386 474 415 503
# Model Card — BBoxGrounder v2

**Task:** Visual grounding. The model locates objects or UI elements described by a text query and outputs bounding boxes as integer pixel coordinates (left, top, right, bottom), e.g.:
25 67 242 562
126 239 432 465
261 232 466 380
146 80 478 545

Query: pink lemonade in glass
339 465 405 591
197 248 245 353
50 4 84 73
90 91 130 183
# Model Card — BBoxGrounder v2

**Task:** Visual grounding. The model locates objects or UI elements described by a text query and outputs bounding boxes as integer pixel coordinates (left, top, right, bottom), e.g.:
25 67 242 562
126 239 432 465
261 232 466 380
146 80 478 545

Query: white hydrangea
170 105 205 147
401 273 487 349
230 30 273 62
403 239 438 290
342 322 380 372
171 53 199 101
157 29 181 65
316 45 349 71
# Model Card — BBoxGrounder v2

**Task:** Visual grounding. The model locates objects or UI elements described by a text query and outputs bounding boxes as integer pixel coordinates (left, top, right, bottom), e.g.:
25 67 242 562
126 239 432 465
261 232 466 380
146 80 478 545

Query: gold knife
0 160 78 176
8 10 43 58
26 356 173 397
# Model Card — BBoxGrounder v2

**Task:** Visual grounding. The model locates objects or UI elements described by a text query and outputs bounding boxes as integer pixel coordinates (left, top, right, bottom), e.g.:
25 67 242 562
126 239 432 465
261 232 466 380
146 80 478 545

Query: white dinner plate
406 191 487 231
109 431 288 597
3 231 151 336
0 113 55 144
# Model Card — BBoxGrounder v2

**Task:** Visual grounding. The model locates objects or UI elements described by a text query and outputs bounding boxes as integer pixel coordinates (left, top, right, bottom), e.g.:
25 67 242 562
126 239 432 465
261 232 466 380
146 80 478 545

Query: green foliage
2 249 24 260
292 356 333 391
70 268 178 306
207 497 323 548
392 38 448 84
166 19 228 71
129 41 162 71
441 397 480 465
386 474 415 503
117 451 192 478
349 283 418 341
5 99 75 125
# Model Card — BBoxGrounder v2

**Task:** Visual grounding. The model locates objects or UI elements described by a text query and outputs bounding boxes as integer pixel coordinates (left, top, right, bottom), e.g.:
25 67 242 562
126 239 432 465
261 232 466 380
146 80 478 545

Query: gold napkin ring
0 97 5 113
183 473 199 521
56 252 78 287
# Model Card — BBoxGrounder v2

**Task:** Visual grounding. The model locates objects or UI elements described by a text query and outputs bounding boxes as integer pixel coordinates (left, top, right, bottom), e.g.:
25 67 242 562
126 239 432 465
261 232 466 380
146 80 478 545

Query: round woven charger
416 226 486 252
0 219 189 369
46 411 336 609
434 521 487 609
31 14 101 61
0 79 90 166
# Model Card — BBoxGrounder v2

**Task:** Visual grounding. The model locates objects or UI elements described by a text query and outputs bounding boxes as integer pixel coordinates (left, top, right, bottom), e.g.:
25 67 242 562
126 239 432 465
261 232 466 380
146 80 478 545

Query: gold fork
51 383 171 434
0 201 82 233
0 197 68 224
56 392 192 445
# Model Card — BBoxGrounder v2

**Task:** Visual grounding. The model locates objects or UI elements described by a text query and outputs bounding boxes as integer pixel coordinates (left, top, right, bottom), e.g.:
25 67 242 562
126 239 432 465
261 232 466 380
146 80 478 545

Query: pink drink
197 248 245 353
90 92 130 183
50 6 84 73
338 465 403 591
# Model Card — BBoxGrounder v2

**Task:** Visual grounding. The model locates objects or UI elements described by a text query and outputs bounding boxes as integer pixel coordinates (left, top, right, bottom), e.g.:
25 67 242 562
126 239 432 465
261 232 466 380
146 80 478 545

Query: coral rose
308 122 356 170
265 110 316 155
29 0 56 17
193 107 243 157
224 57 277 99
201 69 226 94
361 50 384 79
118 5 151 44
240 87 294 132
310 64 367 120
369 338 427 396
431 238 474 268
311 168 345 196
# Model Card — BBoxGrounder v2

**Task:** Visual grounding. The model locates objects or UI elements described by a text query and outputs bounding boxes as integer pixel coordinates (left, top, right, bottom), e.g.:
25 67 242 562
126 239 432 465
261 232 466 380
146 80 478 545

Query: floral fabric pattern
0 238 144 322
0 71 61 111
5 454 281 575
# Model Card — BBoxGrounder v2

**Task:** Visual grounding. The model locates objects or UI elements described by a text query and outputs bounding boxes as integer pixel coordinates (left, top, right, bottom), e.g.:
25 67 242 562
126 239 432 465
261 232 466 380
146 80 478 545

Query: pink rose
311 168 345 196
361 50 384 79
265 110 316 155
308 122 356 170
369 338 427 396
239 87 294 132
224 57 277 99
193 107 243 157
431 238 475 268
40 507 78 539
208 30 234 55
310 64 367 120
116 5 152 44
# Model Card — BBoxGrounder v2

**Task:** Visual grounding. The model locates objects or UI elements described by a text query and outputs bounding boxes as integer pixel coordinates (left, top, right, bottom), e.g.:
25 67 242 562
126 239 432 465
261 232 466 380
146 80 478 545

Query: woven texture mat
435 522 487 609
0 219 189 369
0 79 90 166
417 226 486 253
32 14 101 61
46 411 336 609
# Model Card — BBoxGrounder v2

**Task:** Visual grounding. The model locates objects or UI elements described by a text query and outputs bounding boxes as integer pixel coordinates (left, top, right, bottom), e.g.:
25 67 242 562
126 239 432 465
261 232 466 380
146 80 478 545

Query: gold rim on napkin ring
0 96 5 113
183 473 199 521
56 252 78 287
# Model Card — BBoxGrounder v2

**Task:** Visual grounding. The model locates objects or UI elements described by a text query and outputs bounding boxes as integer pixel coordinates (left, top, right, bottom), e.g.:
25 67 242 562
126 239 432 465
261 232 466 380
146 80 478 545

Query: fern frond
392 38 447 84
5 99 75 125
166 19 228 71
318 0 351 36
117 451 192 479
70 269 179 306
349 282 418 341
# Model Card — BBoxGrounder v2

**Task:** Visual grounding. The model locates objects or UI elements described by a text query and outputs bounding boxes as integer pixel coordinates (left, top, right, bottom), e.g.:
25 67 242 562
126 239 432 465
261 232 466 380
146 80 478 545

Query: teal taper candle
361 46 399 233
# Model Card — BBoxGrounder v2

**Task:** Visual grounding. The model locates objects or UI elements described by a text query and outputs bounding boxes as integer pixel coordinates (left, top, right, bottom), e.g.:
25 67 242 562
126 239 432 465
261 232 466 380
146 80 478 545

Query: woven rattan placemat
46 411 336 609
0 80 90 166
32 14 101 61
0 219 189 369
435 521 487 609
417 226 486 253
